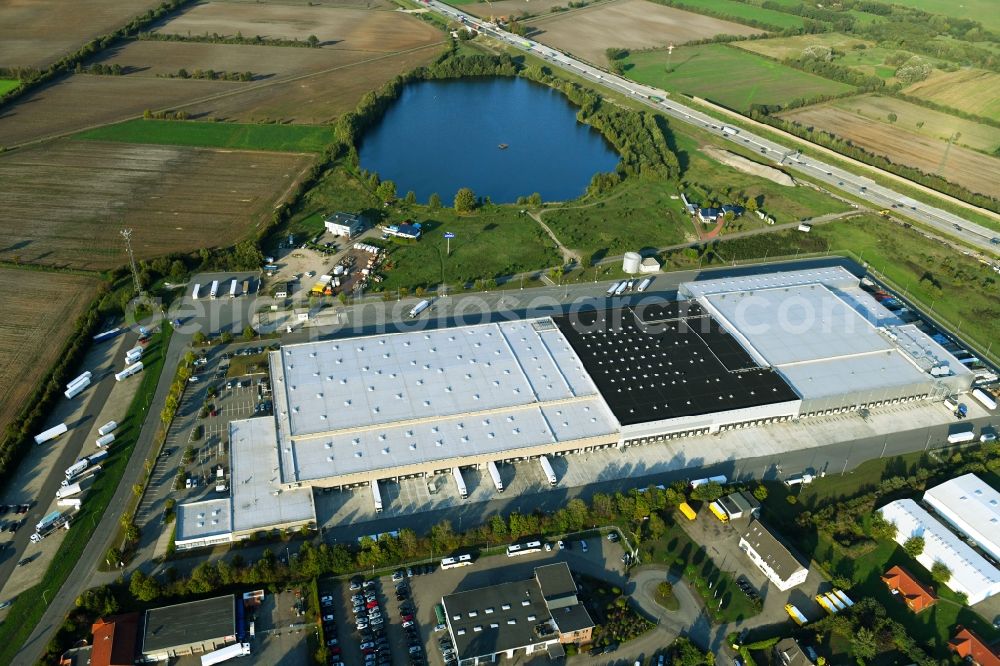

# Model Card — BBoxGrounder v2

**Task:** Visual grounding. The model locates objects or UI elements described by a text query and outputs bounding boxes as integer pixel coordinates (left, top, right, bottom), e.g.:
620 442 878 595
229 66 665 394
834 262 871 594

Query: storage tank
622 252 641 274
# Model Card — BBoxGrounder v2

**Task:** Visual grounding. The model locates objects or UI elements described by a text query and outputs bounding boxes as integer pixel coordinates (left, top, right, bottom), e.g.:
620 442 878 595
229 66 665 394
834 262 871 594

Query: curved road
424 0 1000 254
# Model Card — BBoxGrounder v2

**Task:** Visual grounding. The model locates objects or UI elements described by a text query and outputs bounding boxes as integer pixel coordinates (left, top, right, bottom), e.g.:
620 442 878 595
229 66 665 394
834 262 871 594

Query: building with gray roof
738 520 808 591
140 595 236 660
441 562 593 665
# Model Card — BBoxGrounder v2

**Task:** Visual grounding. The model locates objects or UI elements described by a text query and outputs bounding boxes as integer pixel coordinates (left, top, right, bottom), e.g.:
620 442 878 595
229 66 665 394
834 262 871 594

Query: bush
903 536 925 558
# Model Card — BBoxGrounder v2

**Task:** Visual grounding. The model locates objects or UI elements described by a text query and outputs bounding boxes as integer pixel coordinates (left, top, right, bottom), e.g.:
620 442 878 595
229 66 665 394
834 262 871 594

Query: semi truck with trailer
637 277 652 292
538 455 557 486
972 388 997 410
31 511 72 542
125 346 143 364
93 328 123 342
371 481 383 513
64 378 90 399
98 421 118 436
57 483 83 499
61 465 101 486
229 279 238 298
452 467 468 500
721 126 739 136
487 461 504 493
210 280 219 299
606 282 620 296
34 423 68 445
408 299 431 319
115 361 143 381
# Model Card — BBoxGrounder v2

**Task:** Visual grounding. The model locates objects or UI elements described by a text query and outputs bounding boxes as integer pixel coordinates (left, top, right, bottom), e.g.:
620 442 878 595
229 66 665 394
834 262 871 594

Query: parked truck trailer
56 482 82 499
66 372 92 390
64 378 90 399
408 299 431 319
538 455 557 486
947 430 976 444
452 467 468 500
34 423 68 445
371 480 383 513
95 433 115 448
972 388 997 410
487 461 504 493
98 420 118 436
115 361 143 381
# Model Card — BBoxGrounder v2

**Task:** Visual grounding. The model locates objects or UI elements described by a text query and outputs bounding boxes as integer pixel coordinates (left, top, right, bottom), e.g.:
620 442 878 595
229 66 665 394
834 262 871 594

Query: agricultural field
0 74 232 148
152 1 439 50
0 268 101 440
825 95 1000 155
622 44 855 112
0 79 19 95
90 40 376 79
661 0 806 30
0 139 313 269
734 34 949 83
0 0 162 69
779 104 1000 198
76 119 334 152
904 68 1000 120
462 0 588 18
876 0 1000 33
527 0 762 65
181 46 443 123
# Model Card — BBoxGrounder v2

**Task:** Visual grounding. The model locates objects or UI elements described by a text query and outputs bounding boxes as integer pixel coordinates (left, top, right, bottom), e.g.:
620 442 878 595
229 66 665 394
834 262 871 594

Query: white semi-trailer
57 498 82 509
371 481 383 513
452 467 468 500
125 345 143 362
210 280 219 299
57 482 82 499
972 388 997 410
637 277 652 292
229 279 238 298
34 423 68 445
98 421 118 436
947 430 976 444
487 461 504 493
192 283 202 300
115 361 143 381
61 464 101 486
95 433 115 448
64 378 90 399
65 459 89 480
408 299 431 319
66 372 92 390
538 455 557 486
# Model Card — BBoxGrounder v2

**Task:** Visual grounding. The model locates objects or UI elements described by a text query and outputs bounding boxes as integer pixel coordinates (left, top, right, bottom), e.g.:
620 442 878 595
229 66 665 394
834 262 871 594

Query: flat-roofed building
738 520 808 591
324 212 365 238
718 491 761 521
879 499 1000 605
140 595 236 661
774 638 814 666
923 473 1000 561
441 562 593 665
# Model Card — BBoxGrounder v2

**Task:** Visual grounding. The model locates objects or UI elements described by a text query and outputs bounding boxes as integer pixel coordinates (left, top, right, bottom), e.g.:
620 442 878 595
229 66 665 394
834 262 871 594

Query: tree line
137 31 321 48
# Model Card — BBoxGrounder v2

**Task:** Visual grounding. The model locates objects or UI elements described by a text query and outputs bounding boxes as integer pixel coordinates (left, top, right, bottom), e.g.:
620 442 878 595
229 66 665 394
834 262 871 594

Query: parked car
580 540 588 552
607 531 619 542
360 642 375 650
402 620 415 629
557 540 565 550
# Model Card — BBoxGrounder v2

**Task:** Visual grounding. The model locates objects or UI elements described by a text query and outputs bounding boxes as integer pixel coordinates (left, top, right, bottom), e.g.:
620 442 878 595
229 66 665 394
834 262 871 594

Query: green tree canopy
903 535 925 558
454 187 476 213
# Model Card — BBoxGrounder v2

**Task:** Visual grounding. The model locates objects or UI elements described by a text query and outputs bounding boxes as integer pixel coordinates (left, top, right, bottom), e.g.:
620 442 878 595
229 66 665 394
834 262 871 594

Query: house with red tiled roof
949 626 1000 666
881 565 937 613
91 613 139 666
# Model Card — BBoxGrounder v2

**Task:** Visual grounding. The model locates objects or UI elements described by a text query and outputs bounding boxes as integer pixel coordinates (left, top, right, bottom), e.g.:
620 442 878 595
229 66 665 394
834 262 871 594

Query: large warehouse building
176 267 980 545
923 473 1000 562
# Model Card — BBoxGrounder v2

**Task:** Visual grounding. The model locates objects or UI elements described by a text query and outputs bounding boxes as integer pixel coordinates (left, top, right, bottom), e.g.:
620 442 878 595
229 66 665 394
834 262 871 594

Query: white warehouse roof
879 499 1000 605
924 474 1000 562
268 319 619 483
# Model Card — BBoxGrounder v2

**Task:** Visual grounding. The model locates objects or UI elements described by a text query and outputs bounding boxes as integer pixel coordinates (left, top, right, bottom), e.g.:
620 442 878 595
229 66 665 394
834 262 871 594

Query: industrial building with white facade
176 267 985 548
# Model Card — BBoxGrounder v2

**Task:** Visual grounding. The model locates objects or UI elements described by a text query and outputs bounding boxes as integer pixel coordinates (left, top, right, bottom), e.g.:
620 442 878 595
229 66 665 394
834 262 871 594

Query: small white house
324 212 365 239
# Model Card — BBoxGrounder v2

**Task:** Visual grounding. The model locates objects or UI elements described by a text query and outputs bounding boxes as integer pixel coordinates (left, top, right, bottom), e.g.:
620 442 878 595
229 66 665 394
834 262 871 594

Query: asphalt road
424 0 1000 254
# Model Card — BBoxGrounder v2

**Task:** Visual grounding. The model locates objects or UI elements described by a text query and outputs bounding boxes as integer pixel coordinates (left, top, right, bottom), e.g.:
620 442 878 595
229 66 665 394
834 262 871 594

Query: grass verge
0 323 173 664
76 119 335 153
0 79 19 96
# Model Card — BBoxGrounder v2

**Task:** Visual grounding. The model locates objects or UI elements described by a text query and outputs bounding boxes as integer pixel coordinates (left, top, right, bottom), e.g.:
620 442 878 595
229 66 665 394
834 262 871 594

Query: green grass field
668 0 807 29
882 0 1000 32
623 44 855 112
0 79 19 96
77 119 334 152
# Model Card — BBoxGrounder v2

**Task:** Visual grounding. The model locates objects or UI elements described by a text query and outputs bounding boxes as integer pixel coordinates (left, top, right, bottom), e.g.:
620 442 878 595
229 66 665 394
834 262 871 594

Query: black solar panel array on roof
553 304 799 426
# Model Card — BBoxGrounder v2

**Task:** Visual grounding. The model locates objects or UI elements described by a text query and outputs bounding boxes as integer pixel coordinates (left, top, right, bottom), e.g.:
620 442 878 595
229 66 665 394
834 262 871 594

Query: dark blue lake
358 77 620 204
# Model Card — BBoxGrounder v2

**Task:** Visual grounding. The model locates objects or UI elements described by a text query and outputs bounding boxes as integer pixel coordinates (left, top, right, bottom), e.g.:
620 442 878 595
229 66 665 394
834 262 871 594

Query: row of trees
163 68 255 82
138 31 321 48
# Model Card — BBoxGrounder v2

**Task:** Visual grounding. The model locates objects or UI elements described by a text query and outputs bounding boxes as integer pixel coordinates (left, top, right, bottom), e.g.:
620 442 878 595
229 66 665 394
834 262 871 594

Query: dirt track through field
0 268 100 438
0 140 313 270
780 105 1000 199
528 0 762 64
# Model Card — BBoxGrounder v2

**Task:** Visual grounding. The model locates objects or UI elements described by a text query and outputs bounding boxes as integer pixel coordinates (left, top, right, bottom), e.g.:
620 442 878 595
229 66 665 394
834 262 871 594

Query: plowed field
0 140 313 269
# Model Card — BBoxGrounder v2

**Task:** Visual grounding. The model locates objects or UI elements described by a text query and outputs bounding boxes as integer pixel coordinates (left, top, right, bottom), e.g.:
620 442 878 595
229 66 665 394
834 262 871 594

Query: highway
424 0 1000 254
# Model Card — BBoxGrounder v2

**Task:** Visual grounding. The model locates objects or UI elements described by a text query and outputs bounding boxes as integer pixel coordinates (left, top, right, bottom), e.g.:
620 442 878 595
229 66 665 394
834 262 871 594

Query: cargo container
679 502 697 521
192 283 201 300
452 467 468 500
93 328 123 342
708 501 729 523
487 461 504 493
815 594 838 615
785 604 808 626
606 282 620 296
408 299 431 319
56 483 82 499
34 423 68 445
210 280 219 299
538 455 557 486
637 277 652 292
66 372 92 390
371 480 383 513
947 430 975 444
64 378 90 399
98 421 118 436
972 388 997 410
832 590 854 607
115 361 144 381
95 433 115 448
